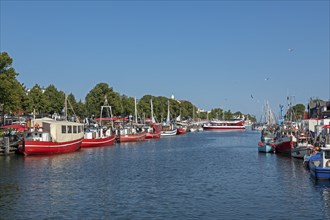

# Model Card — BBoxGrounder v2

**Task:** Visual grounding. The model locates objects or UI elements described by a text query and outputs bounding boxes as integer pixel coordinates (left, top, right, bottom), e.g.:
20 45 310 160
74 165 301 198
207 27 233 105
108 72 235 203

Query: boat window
325 151 330 159
78 126 82 133
68 126 72 134
73 126 77 133
62 125 66 133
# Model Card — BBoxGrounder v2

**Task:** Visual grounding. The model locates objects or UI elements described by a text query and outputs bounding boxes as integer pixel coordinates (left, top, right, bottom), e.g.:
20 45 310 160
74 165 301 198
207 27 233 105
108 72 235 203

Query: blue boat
258 129 275 153
309 148 330 180
258 138 275 153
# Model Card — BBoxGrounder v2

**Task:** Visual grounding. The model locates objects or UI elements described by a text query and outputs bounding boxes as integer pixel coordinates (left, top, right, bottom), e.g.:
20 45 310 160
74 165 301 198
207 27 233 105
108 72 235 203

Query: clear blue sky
1 0 329 119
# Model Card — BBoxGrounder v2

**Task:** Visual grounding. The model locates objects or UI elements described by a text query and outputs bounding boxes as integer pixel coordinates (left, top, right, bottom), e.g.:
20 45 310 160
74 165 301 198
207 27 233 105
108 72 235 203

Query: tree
28 84 48 115
0 52 25 114
85 83 122 117
43 85 65 114
292 104 305 120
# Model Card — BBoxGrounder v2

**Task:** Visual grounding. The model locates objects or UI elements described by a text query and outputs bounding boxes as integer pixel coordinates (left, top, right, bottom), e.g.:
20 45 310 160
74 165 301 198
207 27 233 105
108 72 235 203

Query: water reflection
0 132 329 219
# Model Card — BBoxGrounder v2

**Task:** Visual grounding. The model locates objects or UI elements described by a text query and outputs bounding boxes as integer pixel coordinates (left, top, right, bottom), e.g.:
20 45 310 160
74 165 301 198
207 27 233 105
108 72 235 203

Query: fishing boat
291 133 313 159
18 118 84 155
81 99 116 147
203 119 245 131
308 125 330 179
116 98 146 142
258 129 275 153
309 147 330 180
274 134 296 155
117 126 146 142
145 123 161 139
145 99 161 139
81 126 116 147
177 126 187 135
161 100 177 136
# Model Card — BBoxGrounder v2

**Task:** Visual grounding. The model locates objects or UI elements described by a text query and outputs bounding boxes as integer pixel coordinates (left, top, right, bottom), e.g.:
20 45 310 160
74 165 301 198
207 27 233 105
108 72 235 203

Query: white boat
161 100 177 136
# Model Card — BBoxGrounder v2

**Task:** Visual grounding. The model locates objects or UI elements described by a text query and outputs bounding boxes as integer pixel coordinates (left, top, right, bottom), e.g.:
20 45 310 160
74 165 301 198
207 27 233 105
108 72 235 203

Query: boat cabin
26 118 84 142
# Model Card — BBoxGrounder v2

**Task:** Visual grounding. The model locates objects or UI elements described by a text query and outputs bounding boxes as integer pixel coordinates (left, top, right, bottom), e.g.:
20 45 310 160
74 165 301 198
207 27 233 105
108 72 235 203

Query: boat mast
65 95 68 121
151 99 156 123
166 100 170 124
135 97 138 124
100 95 113 128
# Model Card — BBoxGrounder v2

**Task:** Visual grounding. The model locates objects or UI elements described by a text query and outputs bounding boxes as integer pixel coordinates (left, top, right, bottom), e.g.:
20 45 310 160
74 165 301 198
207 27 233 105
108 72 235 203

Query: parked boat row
258 118 330 181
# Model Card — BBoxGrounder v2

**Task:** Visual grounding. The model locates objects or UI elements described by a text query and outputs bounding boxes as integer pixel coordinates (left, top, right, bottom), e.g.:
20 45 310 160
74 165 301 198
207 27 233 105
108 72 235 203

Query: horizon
1 1 329 119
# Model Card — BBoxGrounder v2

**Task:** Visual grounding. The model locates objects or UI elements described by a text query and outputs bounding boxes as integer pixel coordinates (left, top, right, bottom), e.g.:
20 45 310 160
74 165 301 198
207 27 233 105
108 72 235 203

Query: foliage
28 84 48 115
43 85 65 115
287 104 305 120
85 83 122 118
0 52 25 114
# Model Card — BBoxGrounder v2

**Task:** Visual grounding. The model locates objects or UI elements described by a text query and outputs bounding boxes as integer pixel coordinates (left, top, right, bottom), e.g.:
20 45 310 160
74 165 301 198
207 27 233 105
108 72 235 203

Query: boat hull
117 132 146 142
18 138 83 156
258 142 274 153
310 166 330 180
160 129 177 136
291 146 308 159
177 128 187 135
309 153 330 180
81 135 116 148
145 132 161 139
274 137 293 155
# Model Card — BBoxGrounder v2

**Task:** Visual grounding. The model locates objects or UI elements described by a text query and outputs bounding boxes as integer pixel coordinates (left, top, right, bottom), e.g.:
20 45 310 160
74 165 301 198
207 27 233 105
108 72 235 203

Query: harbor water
1 130 329 219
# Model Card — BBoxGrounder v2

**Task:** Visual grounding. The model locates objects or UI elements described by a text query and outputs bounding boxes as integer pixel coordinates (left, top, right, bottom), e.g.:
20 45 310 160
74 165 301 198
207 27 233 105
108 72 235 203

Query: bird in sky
265 77 270 81
288 48 294 52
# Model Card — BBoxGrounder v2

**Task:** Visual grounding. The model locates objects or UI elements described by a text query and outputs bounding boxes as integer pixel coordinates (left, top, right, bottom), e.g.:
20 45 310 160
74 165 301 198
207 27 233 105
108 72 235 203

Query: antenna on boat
134 97 138 124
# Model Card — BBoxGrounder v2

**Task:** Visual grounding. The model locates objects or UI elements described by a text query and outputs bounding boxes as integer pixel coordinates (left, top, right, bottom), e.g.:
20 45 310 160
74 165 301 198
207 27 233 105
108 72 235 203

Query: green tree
292 104 306 120
28 84 48 115
43 85 65 114
0 52 25 114
85 83 121 117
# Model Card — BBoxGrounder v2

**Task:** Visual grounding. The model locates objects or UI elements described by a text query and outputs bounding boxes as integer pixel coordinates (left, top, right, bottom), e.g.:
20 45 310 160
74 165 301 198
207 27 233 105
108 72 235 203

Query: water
1 131 329 219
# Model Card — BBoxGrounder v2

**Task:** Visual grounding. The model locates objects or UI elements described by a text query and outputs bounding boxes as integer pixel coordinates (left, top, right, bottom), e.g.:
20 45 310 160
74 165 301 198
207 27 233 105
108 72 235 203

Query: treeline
0 52 257 122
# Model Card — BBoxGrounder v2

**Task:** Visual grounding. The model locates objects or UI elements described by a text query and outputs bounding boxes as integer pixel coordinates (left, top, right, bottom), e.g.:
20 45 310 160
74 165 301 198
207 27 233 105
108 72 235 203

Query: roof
0 124 27 132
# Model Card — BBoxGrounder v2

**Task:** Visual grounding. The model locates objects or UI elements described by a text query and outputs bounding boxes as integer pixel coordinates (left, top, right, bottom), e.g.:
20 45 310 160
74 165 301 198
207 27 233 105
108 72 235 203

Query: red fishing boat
18 118 84 156
81 129 116 147
274 135 296 155
81 102 116 147
203 119 245 131
177 127 187 135
116 128 146 142
145 123 161 139
145 99 161 139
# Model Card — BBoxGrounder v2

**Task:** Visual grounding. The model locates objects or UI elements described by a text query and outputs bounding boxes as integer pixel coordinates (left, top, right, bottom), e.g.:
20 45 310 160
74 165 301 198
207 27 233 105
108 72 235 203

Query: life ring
326 160 330 168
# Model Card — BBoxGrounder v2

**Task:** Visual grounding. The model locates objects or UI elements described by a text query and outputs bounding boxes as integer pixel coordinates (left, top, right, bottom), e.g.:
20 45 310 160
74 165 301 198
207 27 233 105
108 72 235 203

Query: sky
1 0 329 119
